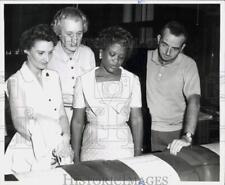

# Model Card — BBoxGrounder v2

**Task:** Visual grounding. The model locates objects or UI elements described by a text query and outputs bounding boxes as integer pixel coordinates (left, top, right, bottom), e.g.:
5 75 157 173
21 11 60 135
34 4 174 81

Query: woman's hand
54 137 74 165
134 148 142 156
73 155 80 164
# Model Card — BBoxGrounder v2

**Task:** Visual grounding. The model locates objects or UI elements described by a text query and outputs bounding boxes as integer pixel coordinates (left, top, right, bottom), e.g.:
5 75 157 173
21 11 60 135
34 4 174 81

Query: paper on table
120 154 180 185
14 168 73 185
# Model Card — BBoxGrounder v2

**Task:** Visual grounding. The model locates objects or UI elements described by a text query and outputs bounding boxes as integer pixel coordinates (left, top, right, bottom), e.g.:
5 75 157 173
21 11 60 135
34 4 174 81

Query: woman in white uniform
5 24 73 174
71 26 143 162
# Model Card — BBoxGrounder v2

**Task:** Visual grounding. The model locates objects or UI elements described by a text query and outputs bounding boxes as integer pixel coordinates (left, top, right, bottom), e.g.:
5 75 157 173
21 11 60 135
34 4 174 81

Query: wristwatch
182 132 193 143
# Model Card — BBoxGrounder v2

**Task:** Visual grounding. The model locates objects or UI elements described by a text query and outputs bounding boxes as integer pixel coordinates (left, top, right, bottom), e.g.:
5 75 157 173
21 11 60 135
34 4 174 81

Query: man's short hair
160 21 188 43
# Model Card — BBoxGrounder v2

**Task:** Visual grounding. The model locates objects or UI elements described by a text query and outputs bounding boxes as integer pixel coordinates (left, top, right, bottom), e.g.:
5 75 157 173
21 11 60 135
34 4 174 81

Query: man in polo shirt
146 21 200 155
47 7 96 122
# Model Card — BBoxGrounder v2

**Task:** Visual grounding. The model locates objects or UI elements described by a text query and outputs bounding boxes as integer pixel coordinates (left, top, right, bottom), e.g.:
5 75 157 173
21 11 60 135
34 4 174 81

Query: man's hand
167 139 191 155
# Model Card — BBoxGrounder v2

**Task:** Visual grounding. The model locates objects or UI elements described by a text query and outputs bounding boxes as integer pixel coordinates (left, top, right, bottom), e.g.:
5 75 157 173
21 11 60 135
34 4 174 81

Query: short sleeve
7 75 28 120
130 75 142 108
183 61 201 98
7 75 23 104
90 50 96 68
72 77 85 108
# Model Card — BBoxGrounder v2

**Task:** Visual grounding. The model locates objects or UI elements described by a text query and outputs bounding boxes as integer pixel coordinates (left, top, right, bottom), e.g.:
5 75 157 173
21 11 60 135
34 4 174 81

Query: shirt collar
54 42 70 62
20 62 35 82
94 66 125 81
151 49 181 67
54 41 80 63
20 62 49 82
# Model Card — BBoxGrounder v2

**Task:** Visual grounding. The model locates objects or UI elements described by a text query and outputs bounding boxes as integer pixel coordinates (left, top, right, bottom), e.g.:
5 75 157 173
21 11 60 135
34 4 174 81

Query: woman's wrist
73 153 80 163
62 133 71 143
134 147 143 154
134 148 143 156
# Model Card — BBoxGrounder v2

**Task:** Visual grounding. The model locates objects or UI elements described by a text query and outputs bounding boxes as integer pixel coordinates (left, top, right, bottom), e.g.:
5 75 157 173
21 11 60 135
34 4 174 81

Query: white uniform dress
47 42 96 122
73 67 142 161
5 62 65 174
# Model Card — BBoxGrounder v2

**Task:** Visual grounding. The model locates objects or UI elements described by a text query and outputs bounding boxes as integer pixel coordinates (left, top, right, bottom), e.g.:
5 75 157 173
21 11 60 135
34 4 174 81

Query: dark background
4 4 220 152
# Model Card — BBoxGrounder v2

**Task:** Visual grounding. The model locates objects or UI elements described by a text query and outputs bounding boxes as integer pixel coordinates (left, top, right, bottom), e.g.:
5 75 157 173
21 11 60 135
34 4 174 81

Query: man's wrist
182 132 193 143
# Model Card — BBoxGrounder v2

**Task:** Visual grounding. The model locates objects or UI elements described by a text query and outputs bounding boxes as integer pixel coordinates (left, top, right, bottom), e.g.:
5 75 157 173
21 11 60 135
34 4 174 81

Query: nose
112 55 120 65
70 36 78 46
71 35 77 41
165 47 171 56
43 54 49 62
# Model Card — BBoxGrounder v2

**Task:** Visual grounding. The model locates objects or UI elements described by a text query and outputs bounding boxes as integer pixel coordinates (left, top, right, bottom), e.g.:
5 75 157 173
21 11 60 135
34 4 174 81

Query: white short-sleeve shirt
47 42 96 106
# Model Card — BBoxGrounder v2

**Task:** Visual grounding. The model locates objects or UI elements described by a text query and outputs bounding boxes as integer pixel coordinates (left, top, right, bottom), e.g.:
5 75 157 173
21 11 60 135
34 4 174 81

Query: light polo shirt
146 49 201 131
47 42 96 106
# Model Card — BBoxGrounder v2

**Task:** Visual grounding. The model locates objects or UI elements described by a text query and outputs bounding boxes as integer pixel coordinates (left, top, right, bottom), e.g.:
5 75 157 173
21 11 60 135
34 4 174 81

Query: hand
73 155 80 164
134 148 143 156
167 139 191 155
53 145 74 165
54 138 74 164
32 156 53 171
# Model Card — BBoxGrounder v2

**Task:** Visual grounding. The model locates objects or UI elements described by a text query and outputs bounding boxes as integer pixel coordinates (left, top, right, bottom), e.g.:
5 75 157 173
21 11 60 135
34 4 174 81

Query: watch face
186 132 192 138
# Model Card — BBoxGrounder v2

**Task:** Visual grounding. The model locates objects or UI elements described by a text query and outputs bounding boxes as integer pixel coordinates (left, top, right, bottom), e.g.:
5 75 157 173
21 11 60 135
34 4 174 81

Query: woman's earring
99 50 103 59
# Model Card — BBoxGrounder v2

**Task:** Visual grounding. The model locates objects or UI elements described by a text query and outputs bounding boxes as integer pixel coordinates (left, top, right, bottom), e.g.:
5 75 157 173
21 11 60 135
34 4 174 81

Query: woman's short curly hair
51 7 88 36
95 26 134 60
20 24 58 51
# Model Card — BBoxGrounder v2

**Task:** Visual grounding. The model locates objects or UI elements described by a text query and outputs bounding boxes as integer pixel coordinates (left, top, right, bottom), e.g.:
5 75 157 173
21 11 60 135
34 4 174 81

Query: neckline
58 42 80 62
151 49 180 67
94 66 123 83
21 62 45 88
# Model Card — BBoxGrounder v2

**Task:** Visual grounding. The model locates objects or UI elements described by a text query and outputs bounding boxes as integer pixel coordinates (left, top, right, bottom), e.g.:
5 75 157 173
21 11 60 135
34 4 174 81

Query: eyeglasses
62 32 83 40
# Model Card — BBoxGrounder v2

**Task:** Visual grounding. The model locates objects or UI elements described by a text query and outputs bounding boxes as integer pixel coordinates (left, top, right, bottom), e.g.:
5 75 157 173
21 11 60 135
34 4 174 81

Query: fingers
54 142 74 162
168 139 191 155
167 143 171 149
170 141 182 155
52 146 74 165
73 155 80 164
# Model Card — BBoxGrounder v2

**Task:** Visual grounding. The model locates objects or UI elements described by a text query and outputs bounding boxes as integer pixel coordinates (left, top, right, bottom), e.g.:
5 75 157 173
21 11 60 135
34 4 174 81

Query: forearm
8 80 31 141
184 94 200 135
13 118 31 141
59 115 70 141
71 124 84 159
71 111 85 159
11 109 32 141
130 109 143 155
131 118 143 152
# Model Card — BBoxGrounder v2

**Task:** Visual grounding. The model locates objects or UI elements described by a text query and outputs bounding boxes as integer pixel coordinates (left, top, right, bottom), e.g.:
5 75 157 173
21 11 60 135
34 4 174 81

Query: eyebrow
36 49 53 53
65 30 83 34
161 40 181 49
109 50 126 56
